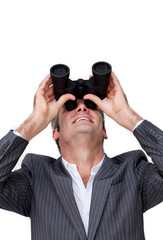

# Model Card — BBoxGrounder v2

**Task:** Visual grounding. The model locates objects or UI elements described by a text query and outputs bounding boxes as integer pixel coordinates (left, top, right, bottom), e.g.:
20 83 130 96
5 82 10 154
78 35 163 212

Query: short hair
51 109 105 153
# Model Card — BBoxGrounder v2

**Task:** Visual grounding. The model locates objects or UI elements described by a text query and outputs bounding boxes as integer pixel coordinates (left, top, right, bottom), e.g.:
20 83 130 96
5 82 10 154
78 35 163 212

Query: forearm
15 112 48 141
0 131 28 183
134 120 163 211
134 120 163 170
114 107 143 131
0 132 31 216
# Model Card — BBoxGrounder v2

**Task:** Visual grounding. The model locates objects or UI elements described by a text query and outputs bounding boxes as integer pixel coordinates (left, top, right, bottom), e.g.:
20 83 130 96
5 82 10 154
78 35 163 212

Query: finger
107 80 114 93
39 74 52 91
36 75 53 100
57 94 76 109
107 72 122 93
110 72 120 85
89 74 93 79
46 95 55 103
45 85 54 99
84 94 103 109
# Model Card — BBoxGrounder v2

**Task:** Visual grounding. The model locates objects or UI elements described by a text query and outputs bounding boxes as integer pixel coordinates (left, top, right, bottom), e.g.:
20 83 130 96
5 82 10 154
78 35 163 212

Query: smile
75 117 90 123
72 115 93 124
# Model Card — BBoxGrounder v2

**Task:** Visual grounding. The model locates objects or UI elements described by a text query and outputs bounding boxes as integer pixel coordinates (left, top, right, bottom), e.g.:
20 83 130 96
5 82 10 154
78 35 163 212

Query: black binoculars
50 61 112 111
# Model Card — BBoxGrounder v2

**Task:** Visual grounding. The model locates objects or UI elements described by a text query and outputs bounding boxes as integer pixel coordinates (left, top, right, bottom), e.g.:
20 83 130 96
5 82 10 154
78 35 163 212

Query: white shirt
62 156 104 236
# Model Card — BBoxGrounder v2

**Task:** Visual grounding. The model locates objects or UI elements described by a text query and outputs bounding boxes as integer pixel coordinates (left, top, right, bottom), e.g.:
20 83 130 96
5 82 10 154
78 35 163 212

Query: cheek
59 118 70 133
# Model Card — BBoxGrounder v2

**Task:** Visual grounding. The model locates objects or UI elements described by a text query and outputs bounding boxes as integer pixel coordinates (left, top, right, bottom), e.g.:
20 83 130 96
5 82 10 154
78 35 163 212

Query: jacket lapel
88 155 118 240
50 157 87 240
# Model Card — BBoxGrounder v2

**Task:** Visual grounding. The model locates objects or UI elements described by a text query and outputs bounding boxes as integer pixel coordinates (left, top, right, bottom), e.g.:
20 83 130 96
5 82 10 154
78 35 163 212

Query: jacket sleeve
134 120 163 212
0 130 32 216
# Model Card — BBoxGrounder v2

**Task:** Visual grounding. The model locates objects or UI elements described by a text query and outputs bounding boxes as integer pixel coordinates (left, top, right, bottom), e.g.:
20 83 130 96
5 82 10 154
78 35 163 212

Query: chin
76 125 95 133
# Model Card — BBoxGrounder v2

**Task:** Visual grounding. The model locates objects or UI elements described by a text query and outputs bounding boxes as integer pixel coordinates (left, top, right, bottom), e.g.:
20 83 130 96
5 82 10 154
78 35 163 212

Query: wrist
15 112 47 141
114 107 143 131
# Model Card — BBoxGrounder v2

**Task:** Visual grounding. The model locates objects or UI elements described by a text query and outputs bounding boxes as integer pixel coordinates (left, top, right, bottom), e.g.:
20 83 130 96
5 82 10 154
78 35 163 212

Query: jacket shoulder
22 153 57 169
111 149 148 166
110 150 150 180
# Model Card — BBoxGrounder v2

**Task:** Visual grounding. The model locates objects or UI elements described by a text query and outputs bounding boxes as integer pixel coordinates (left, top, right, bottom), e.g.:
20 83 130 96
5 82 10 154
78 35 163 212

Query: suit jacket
0 120 163 240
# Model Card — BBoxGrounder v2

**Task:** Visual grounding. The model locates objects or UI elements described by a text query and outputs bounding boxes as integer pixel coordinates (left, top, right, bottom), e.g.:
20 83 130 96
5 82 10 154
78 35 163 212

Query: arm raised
16 74 75 141
84 72 143 131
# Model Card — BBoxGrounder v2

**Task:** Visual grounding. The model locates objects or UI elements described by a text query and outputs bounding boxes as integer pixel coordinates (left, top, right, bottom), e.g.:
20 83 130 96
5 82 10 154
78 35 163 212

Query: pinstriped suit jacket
0 120 163 240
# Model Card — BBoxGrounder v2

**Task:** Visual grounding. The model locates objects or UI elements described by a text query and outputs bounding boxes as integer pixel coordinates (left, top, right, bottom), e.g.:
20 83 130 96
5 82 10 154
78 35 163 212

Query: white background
0 0 163 239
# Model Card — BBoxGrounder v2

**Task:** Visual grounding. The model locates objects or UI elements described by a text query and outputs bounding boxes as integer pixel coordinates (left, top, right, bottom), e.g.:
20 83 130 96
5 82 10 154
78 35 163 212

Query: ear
52 128 60 141
103 128 108 139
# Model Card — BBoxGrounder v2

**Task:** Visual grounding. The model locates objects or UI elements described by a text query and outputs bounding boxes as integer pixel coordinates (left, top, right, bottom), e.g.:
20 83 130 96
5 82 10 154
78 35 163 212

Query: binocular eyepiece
50 61 112 111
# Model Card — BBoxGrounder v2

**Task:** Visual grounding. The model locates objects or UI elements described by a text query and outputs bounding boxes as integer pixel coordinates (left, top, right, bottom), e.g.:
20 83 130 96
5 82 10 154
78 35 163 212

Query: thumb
57 94 76 110
84 94 103 110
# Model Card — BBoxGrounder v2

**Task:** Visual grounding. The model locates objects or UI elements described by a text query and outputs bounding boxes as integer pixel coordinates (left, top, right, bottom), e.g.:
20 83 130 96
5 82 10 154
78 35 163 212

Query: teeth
75 117 90 123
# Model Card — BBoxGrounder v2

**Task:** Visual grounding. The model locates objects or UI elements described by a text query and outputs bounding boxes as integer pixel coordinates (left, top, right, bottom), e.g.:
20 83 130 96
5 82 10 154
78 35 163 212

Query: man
0 71 163 240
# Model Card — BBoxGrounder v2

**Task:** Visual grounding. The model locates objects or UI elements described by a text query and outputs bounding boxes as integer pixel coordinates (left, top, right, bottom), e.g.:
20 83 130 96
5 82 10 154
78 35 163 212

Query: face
53 99 107 147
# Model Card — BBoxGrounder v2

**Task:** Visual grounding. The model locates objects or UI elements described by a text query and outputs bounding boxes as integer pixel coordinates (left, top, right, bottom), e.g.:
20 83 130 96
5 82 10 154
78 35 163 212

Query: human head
51 100 107 153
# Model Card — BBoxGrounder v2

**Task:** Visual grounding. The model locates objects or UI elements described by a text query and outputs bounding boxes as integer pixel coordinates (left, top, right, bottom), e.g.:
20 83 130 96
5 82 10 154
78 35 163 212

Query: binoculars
50 61 112 111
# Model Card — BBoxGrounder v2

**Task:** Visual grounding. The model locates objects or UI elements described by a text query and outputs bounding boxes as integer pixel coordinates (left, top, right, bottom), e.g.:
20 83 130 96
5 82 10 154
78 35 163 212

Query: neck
60 136 104 186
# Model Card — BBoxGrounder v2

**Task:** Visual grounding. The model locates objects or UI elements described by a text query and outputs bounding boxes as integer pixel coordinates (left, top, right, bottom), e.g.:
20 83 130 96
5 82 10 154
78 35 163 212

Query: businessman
0 71 163 240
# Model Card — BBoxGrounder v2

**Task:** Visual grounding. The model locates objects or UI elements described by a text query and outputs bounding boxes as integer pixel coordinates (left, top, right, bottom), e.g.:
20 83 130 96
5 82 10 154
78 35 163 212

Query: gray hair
51 110 105 153
51 115 61 153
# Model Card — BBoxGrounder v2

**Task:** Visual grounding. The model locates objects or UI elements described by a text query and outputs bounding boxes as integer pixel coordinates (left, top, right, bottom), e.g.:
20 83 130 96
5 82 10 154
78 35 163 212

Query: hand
84 72 143 131
33 74 75 126
16 74 75 140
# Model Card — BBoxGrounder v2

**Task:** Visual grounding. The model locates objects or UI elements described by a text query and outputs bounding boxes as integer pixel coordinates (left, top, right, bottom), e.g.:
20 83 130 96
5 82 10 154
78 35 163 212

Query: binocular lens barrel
50 64 70 89
92 61 112 87
50 61 112 102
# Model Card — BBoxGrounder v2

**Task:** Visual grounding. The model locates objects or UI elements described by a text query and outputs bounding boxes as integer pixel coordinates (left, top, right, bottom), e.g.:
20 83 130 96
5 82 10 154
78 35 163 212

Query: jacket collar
51 154 118 240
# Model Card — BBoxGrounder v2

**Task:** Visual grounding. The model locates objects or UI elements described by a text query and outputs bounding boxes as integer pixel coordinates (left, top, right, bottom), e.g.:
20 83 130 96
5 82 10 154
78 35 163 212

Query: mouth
72 116 93 124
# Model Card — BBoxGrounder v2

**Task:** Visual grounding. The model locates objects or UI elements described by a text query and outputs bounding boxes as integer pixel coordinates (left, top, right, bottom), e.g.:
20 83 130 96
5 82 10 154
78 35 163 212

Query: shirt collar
62 155 105 177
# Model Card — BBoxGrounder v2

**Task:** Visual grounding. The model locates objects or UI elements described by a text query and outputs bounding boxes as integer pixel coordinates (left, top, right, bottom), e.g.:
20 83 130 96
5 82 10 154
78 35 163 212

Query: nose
75 100 88 113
